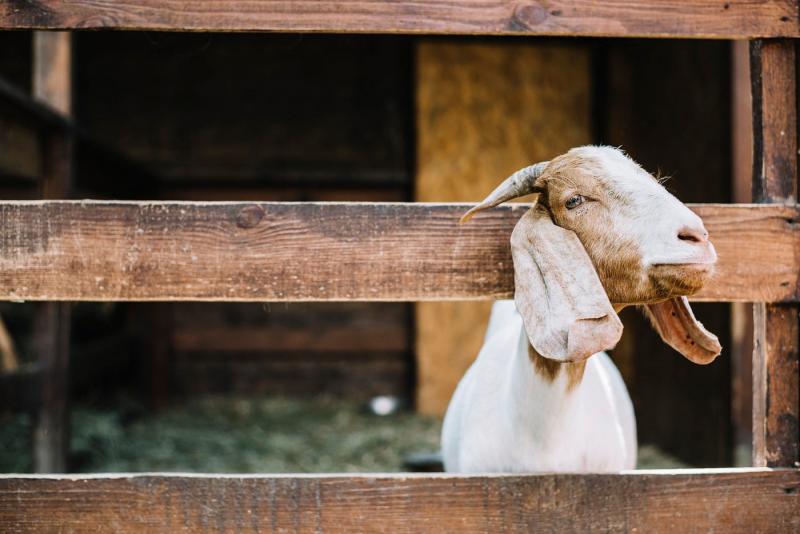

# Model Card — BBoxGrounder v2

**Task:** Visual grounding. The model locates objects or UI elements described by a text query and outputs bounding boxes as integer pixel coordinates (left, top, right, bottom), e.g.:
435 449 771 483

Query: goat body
443 147 720 474
442 300 636 473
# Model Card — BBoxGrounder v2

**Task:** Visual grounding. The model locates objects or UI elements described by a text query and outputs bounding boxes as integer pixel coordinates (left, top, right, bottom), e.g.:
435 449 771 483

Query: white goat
442 146 721 473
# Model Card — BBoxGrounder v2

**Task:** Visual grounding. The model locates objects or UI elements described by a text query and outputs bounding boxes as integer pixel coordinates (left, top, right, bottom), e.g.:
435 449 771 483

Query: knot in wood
236 205 265 229
510 3 549 30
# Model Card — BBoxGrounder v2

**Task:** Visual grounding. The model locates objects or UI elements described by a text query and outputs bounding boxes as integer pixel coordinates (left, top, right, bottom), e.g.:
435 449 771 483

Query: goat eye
565 194 585 210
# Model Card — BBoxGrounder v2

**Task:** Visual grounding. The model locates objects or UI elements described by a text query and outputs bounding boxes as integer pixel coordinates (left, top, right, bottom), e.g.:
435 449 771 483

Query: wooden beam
751 39 799 468
1 469 798 532
0 201 794 303
751 40 798 204
30 31 72 475
0 1 797 38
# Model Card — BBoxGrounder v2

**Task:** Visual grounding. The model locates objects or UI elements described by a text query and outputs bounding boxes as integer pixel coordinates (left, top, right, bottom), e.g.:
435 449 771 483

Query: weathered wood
754 304 800 467
751 40 798 205
0 202 794 303
0 470 798 533
0 1 798 38
30 31 72 475
751 39 800 469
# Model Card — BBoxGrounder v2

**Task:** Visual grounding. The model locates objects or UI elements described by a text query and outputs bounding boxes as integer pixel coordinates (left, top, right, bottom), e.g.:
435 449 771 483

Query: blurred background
0 32 754 472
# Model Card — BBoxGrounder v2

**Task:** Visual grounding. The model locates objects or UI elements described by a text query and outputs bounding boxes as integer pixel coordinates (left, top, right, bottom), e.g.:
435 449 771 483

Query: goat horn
460 161 549 223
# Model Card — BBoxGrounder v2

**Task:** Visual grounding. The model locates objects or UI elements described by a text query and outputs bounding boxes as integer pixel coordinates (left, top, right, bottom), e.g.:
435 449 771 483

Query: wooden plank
751 40 798 205
754 304 800 467
0 201 795 303
0 1 797 38
0 469 798 532
751 40 800 469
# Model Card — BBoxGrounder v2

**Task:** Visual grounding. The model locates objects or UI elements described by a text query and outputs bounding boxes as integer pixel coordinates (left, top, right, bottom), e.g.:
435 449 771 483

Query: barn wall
72 34 416 403
0 32 39 191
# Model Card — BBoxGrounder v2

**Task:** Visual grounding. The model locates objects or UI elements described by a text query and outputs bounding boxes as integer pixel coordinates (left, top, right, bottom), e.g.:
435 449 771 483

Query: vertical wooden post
750 39 799 468
730 41 754 466
31 31 73 473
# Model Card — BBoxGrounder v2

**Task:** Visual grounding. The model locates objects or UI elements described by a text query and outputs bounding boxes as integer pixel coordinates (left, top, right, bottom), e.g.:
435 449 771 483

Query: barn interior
0 31 749 471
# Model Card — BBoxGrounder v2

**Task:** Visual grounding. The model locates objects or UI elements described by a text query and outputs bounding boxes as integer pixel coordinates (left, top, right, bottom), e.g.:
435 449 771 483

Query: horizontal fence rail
0 1 798 38
1 469 798 532
0 201 796 303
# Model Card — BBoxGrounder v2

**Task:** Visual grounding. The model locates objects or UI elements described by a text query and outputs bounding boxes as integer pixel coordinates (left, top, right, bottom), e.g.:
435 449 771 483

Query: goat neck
506 326 587 440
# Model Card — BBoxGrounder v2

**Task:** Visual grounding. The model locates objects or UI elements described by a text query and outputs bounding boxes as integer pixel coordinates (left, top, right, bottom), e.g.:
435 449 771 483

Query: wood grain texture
751 40 798 204
1 470 798 533
0 201 795 303
0 1 798 37
754 304 800 467
751 39 799 468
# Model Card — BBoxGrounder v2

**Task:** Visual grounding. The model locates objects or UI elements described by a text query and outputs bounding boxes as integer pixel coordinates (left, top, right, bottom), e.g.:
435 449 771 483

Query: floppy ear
511 203 623 362
643 297 721 364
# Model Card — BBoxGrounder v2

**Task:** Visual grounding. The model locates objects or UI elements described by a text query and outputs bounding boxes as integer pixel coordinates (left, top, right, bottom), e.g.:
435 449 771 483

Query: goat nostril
678 227 707 244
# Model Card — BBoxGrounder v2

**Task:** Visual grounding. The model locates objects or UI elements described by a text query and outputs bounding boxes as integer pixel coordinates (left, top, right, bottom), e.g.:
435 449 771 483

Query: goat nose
677 225 708 244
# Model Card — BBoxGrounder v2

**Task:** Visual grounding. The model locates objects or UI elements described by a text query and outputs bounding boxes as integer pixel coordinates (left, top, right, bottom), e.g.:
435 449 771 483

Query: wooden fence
0 1 798 532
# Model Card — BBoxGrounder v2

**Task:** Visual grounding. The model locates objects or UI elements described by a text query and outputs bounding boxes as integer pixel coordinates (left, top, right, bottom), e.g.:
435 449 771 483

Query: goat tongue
643 296 722 365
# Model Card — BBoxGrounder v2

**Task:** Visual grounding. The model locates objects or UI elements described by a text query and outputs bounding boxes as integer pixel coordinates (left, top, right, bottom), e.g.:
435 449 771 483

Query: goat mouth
652 262 714 271
648 263 713 298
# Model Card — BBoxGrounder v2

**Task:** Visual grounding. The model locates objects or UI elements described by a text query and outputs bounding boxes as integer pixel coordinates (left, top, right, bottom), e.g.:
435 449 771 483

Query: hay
0 396 687 473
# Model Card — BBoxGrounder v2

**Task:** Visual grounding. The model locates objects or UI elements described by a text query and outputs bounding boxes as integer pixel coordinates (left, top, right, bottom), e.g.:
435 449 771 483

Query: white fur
442 300 636 473
586 146 716 267
441 146 713 474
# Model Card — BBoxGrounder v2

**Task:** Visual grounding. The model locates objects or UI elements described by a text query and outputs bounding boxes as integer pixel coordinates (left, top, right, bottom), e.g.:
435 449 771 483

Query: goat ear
643 297 721 364
512 203 623 362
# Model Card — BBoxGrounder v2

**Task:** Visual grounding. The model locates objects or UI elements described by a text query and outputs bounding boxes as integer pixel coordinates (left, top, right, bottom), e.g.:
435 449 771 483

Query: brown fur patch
528 342 587 390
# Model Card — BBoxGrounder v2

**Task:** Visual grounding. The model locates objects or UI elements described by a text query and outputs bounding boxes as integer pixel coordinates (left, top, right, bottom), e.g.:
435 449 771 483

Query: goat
442 146 721 473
